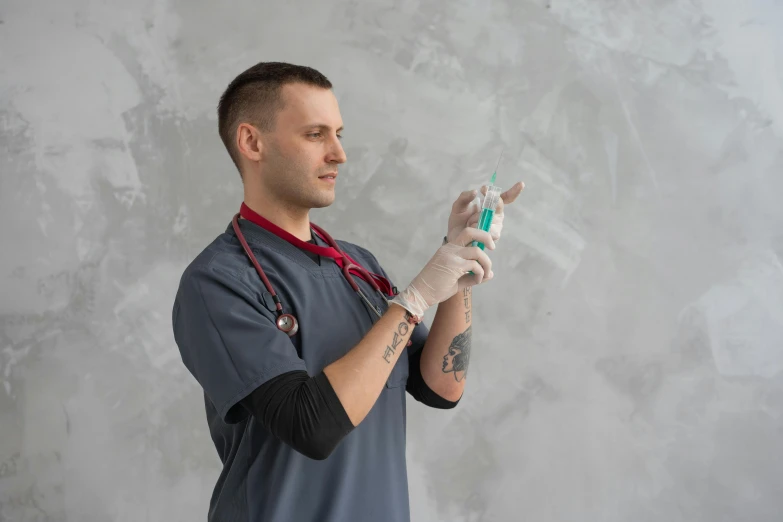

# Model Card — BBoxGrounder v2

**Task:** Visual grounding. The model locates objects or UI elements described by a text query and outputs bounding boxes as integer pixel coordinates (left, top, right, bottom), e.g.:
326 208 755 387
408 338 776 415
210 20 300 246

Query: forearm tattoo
441 326 472 381
463 287 471 323
383 319 409 363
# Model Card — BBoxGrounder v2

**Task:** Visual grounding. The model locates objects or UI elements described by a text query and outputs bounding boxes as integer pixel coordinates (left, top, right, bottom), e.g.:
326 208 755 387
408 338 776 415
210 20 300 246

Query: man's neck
242 193 312 242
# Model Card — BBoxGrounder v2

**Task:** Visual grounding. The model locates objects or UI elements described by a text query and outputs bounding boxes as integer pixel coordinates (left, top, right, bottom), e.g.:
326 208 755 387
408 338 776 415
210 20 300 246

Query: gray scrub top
172 217 429 522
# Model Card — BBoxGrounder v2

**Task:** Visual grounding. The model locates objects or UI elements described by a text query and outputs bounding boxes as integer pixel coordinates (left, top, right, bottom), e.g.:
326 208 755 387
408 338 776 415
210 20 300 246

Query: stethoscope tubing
232 213 388 335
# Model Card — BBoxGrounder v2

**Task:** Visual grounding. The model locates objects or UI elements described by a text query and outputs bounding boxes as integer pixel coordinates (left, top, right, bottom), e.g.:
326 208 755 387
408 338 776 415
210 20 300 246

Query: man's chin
308 194 335 209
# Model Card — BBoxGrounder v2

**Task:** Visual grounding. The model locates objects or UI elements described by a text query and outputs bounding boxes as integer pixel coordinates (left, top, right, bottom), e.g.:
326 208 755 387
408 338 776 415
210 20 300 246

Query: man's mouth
319 172 338 180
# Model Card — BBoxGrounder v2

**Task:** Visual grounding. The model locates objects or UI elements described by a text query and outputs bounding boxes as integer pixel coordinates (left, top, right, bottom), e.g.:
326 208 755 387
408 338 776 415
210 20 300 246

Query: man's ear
236 123 263 162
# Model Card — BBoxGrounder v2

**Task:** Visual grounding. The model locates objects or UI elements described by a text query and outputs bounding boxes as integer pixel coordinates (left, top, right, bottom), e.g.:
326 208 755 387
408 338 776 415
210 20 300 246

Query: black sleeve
405 347 461 409
241 370 355 460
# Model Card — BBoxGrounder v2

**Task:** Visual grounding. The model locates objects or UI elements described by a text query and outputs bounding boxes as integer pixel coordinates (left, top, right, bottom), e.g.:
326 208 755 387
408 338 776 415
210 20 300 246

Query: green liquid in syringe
474 207 495 250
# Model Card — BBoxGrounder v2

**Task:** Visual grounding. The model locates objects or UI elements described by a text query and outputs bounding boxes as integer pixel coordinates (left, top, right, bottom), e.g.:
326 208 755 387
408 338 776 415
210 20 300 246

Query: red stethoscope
232 203 397 337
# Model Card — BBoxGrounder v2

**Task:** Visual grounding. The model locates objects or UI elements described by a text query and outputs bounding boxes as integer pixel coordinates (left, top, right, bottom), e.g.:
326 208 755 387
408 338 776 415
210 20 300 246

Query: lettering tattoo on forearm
441 326 472 382
463 287 471 323
383 320 409 363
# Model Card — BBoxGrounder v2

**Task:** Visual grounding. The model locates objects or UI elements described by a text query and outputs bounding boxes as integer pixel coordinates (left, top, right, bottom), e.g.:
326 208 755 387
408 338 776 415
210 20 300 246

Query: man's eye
308 132 321 138
337 135 343 140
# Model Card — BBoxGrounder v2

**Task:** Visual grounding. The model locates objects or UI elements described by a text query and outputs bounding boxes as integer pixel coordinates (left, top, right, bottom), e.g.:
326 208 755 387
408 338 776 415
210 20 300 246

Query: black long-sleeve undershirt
240 349 459 460
241 371 354 460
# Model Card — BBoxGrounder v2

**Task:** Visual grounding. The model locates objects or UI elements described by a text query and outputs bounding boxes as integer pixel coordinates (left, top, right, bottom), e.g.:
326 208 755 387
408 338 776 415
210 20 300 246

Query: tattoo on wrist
383 320 410 363
441 326 472 381
463 287 472 323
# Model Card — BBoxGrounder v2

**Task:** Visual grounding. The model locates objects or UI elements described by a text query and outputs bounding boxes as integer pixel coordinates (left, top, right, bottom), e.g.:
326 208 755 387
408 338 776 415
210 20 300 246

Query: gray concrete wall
2 0 783 520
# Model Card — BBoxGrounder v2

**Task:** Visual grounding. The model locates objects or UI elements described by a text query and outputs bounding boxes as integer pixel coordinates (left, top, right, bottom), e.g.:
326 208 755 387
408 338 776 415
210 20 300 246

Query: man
172 61 523 522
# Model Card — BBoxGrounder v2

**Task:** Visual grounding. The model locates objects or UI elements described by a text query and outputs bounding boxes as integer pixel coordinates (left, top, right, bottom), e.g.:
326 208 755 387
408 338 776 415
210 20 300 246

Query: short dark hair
217 61 333 173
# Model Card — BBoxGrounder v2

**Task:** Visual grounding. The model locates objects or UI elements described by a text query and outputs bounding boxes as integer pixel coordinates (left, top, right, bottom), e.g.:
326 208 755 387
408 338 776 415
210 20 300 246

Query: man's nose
327 137 347 164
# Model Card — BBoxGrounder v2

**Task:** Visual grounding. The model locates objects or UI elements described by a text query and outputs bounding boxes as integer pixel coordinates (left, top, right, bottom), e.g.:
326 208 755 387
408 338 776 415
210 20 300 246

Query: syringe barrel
482 185 502 210
471 184 503 255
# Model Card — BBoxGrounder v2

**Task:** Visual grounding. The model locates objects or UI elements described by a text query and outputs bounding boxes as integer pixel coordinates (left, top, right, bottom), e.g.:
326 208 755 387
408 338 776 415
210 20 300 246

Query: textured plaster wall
2 0 783 521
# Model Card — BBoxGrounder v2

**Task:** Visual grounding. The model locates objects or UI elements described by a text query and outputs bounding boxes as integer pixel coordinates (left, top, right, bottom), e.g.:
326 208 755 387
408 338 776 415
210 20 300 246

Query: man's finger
494 181 524 216
461 246 493 283
457 227 495 250
452 189 478 212
466 210 480 228
501 181 525 205
489 223 502 241
462 259 485 285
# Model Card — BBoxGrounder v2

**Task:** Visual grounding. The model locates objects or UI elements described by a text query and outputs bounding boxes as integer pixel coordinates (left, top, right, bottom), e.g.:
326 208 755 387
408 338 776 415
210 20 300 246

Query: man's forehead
278 83 341 125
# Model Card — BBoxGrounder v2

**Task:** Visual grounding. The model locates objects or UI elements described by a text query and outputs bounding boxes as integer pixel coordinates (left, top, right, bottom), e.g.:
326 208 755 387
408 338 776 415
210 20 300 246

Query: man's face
258 83 347 210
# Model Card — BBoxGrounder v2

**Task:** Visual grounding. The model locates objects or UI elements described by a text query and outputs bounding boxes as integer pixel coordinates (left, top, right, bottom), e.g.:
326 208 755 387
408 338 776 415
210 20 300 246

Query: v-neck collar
240 202 348 261
232 203 398 297
228 218 340 276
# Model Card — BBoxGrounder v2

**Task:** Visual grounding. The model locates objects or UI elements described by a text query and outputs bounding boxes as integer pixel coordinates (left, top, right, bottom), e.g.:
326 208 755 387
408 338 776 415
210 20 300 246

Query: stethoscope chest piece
276 314 299 336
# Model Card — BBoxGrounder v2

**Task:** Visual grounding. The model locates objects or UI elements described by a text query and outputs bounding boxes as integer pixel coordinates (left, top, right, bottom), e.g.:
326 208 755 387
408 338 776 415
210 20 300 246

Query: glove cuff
389 284 428 319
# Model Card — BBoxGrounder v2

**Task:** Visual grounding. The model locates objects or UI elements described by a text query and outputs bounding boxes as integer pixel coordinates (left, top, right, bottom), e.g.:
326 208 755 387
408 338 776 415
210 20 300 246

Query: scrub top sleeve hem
218 360 309 423
405 348 460 409
173 262 312 426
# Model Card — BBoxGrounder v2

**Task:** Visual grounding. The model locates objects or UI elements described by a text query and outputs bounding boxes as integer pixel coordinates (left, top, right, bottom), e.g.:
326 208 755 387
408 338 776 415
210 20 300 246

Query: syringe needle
490 148 503 185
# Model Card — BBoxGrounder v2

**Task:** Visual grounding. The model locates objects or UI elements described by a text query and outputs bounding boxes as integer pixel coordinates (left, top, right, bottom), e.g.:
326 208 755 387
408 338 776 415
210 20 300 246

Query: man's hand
446 181 525 244
389 227 495 319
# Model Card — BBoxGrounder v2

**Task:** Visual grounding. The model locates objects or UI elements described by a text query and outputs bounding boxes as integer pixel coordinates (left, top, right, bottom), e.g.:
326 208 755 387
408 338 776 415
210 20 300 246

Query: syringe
468 151 503 276
473 150 503 251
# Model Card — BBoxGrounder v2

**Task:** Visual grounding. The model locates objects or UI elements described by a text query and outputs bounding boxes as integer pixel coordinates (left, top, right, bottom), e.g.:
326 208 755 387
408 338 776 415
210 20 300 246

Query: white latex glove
390 227 495 318
446 182 525 244
446 189 481 244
